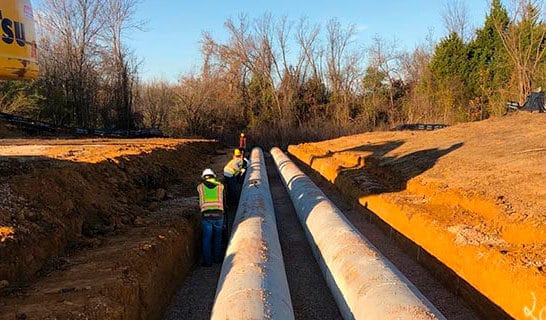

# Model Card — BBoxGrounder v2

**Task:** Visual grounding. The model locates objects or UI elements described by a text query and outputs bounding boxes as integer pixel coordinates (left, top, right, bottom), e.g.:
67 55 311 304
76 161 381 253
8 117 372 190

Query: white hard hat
201 168 216 178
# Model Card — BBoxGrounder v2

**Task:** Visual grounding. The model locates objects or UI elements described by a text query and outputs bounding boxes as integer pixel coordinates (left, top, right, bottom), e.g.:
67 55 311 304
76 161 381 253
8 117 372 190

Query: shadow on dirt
308 140 463 197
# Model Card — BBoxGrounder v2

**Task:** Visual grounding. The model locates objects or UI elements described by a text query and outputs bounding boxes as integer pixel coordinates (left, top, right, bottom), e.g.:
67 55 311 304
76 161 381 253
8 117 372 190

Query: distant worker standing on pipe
239 132 247 154
197 168 226 267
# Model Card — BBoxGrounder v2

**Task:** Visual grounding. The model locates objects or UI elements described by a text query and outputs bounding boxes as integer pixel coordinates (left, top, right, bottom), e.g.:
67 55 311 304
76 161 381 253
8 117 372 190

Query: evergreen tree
427 32 471 122
467 0 510 116
430 32 468 82
468 0 510 97
361 66 389 126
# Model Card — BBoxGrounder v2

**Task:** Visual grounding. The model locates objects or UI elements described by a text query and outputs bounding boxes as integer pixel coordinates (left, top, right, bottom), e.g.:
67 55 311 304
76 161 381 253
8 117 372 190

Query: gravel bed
266 156 343 320
163 263 222 320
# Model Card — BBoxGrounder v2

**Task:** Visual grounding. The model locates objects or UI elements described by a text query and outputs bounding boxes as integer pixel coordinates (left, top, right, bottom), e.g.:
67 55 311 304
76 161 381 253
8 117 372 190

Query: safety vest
197 179 224 212
239 136 247 149
223 158 243 177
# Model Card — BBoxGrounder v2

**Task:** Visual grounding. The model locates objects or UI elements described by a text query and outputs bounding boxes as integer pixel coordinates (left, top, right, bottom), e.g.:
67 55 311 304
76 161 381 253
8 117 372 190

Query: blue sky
129 1 491 82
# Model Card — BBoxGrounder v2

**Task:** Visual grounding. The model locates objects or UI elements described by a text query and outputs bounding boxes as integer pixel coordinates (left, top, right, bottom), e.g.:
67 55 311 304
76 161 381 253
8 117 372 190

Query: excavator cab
0 0 38 80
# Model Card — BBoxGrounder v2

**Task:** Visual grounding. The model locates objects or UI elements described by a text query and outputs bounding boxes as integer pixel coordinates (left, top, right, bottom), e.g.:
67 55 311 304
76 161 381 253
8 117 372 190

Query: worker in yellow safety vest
197 168 225 267
223 149 244 235
223 148 244 204
236 147 250 185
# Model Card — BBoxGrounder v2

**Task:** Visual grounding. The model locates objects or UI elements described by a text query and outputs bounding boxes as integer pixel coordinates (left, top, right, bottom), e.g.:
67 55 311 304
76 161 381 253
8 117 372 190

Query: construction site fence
0 112 163 138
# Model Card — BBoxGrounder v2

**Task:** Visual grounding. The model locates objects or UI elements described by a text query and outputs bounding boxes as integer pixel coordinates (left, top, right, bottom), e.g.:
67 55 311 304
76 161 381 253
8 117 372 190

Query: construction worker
223 148 244 205
236 147 250 185
239 132 247 154
223 149 244 234
197 168 225 267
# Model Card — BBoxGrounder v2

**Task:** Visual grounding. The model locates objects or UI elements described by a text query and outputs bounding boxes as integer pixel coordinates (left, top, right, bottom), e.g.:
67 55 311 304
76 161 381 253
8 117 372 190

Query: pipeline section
271 147 445 320
211 147 294 320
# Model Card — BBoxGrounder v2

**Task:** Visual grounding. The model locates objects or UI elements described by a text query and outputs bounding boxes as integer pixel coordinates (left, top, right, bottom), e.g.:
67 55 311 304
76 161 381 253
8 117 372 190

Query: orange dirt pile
0 138 219 319
288 112 546 319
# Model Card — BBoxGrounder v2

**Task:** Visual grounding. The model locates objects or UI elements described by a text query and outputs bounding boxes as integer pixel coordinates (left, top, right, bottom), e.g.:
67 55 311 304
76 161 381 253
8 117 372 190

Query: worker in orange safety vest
239 132 247 154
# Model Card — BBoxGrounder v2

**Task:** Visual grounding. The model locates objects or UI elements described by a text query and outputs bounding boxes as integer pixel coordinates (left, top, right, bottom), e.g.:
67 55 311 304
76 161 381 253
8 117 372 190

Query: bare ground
1 112 543 319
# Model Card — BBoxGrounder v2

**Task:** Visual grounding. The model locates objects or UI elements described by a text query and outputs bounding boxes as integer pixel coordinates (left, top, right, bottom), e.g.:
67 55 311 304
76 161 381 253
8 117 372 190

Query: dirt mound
288 112 546 319
0 138 217 286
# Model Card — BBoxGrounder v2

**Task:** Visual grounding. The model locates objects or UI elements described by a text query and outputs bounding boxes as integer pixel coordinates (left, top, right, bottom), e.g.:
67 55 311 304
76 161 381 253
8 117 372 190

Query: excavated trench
0 140 483 319
289 154 479 319
163 152 342 319
287 113 546 319
0 139 218 319
163 150 480 319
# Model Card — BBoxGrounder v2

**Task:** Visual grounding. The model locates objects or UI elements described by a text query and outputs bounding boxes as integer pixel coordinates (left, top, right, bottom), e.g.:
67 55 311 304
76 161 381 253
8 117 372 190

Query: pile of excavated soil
288 112 546 319
0 138 220 319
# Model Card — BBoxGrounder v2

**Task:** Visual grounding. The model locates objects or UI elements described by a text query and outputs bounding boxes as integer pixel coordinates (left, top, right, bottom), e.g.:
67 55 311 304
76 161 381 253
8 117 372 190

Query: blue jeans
202 217 224 266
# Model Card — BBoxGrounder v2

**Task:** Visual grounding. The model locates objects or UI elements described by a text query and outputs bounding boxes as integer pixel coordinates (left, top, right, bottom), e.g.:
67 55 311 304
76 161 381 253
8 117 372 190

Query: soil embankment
0 138 219 319
288 112 546 319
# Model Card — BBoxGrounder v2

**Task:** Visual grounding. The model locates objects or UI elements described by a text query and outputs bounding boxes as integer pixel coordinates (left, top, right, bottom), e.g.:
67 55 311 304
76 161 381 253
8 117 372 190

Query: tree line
1 0 546 145
1 0 141 130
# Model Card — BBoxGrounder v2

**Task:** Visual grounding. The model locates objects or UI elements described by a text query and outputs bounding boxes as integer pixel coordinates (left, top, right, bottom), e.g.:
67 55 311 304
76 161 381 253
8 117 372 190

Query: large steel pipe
271 147 445 320
211 147 294 320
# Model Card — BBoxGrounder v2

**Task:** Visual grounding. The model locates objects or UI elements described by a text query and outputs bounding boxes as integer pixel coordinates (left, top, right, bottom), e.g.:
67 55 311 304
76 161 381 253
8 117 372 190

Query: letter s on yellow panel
0 0 39 80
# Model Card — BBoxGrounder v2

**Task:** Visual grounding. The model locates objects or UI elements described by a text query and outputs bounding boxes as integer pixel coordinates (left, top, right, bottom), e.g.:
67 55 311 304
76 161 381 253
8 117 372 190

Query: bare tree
368 36 402 123
100 0 143 129
400 45 436 122
442 0 472 42
174 14 373 142
135 80 174 129
324 18 364 128
494 0 546 104
37 0 105 127
325 19 357 96
296 18 322 81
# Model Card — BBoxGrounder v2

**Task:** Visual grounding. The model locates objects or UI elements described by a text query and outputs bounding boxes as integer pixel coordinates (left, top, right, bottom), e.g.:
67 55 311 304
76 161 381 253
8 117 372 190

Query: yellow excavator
0 0 38 80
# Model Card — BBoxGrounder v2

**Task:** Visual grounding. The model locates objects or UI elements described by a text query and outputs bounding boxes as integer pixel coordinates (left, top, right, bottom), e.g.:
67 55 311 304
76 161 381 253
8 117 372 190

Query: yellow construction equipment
0 0 38 80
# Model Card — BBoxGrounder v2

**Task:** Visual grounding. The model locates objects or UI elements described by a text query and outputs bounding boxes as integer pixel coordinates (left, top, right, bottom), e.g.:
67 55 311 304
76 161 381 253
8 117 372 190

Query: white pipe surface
211 147 294 320
271 147 445 320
